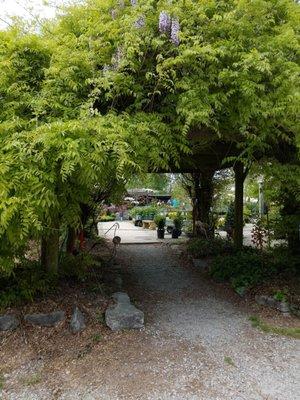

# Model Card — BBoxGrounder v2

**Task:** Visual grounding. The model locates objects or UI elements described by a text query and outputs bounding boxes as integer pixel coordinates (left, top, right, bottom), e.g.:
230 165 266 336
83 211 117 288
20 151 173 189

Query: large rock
0 314 19 331
255 295 290 316
105 292 144 331
24 311 65 327
70 306 86 333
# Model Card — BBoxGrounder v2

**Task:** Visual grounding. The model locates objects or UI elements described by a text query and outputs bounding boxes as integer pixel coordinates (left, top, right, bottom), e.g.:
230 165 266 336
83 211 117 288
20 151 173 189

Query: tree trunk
199 169 214 227
41 220 60 275
66 227 76 254
233 162 246 249
192 172 201 235
192 170 214 237
281 194 300 255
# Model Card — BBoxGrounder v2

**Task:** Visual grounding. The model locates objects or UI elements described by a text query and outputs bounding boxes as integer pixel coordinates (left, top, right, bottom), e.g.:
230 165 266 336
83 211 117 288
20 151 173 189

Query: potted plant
172 214 183 238
154 215 166 239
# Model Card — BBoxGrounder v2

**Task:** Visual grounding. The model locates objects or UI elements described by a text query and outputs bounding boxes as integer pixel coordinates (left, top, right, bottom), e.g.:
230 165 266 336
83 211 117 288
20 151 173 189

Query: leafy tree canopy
0 0 299 272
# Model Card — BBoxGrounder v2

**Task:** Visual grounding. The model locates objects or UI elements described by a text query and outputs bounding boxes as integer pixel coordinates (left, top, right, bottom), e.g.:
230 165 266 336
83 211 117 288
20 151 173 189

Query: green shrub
154 215 166 229
187 237 234 258
129 205 163 220
59 252 100 281
173 213 184 230
271 245 300 275
210 250 270 288
0 251 102 309
99 214 116 222
0 260 54 309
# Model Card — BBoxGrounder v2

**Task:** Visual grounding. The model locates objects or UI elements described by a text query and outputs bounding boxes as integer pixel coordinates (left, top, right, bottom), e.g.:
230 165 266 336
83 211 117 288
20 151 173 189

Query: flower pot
172 228 182 238
172 229 180 239
157 228 165 239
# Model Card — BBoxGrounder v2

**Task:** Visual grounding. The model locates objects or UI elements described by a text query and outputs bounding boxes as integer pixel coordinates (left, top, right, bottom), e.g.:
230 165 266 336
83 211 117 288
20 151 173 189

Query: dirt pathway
2 244 299 400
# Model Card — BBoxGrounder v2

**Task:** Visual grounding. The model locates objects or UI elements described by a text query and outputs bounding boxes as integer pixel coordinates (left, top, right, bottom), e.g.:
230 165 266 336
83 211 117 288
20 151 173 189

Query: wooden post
192 169 215 237
192 172 201 235
199 169 214 227
233 162 246 249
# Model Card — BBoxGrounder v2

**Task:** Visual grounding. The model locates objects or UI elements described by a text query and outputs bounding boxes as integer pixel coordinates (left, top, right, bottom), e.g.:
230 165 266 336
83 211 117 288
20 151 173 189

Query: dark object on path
70 306 86 333
157 228 165 239
105 292 144 331
172 228 182 239
113 236 121 245
24 311 65 327
0 314 19 331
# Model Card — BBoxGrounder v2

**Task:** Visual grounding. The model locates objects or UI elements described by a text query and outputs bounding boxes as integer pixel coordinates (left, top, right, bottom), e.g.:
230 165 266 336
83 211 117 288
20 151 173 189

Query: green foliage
127 173 170 192
224 202 235 230
245 202 258 220
249 316 300 339
224 356 235 367
0 250 102 308
211 250 268 288
187 237 234 258
273 290 288 302
129 204 163 219
0 260 54 309
271 245 300 275
99 214 116 222
251 219 268 249
154 214 166 229
59 252 100 281
91 333 103 343
22 373 42 387
173 213 184 230
210 246 299 289
0 0 299 280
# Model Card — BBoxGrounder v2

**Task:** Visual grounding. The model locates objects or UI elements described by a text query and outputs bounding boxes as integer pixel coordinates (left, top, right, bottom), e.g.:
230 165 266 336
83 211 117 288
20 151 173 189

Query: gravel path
114 244 300 400
2 243 299 400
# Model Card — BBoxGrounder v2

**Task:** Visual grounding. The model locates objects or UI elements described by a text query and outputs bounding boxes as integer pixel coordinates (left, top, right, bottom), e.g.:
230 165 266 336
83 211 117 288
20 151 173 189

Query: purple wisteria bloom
170 18 180 46
158 11 171 34
103 64 111 72
111 9 117 19
134 15 145 29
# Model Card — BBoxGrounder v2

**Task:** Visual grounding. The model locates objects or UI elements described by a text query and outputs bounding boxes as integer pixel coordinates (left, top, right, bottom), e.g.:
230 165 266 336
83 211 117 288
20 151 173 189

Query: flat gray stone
255 295 268 306
112 292 130 304
24 311 65 327
278 301 290 315
0 314 19 331
290 304 300 318
255 295 290 315
106 292 144 331
70 306 86 333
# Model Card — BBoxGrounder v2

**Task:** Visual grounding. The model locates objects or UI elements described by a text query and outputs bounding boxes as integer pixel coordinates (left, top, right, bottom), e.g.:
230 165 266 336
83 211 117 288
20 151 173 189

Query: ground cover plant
249 316 300 339
187 237 235 258
210 245 300 291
